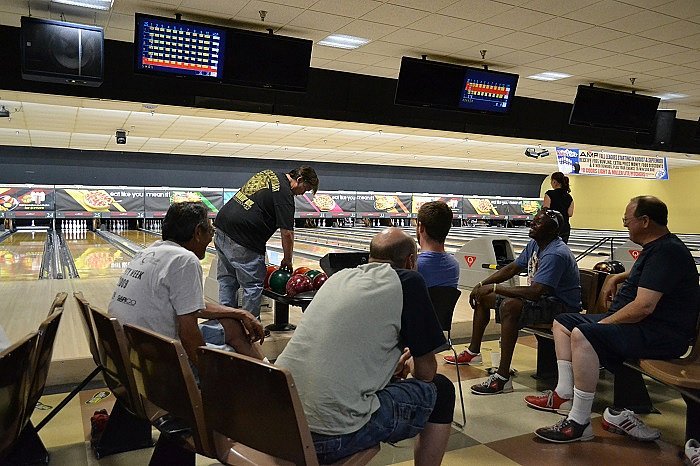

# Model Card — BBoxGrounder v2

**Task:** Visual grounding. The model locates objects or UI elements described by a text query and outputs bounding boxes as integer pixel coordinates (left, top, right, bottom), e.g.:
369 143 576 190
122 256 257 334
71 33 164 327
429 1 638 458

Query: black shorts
554 312 689 372
495 295 576 329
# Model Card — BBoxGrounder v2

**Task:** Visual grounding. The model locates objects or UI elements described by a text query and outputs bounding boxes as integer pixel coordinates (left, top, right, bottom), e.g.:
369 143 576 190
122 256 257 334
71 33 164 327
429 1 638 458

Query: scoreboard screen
134 14 225 79
459 68 518 113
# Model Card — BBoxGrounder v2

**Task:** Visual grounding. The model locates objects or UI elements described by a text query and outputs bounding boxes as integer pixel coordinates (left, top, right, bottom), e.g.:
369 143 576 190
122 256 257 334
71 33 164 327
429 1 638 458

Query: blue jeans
215 231 266 318
311 379 437 464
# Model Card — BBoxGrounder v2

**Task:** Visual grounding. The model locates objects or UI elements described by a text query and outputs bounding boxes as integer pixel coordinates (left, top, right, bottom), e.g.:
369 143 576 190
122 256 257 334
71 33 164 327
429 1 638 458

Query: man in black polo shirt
532 196 700 443
214 166 318 318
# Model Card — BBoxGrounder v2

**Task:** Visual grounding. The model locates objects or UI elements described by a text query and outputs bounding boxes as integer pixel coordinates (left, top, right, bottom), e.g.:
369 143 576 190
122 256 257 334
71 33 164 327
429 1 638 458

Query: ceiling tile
488 32 550 49
529 17 592 39
520 0 600 16
407 14 472 35
360 4 430 27
334 51 385 66
310 0 382 18
671 32 700 48
640 19 700 42
449 22 513 42
660 49 700 65
596 35 660 53
651 0 700 18
494 50 550 66
555 47 616 62
420 36 478 55
603 10 676 34
334 20 398 40
564 0 644 25
382 28 440 47
289 9 353 31
560 26 627 46
235 1 306 24
387 0 460 13
437 0 513 22
482 7 554 30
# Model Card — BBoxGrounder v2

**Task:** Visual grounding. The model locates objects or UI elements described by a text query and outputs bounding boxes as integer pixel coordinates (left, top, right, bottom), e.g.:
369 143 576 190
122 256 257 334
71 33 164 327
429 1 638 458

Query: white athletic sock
466 348 480 356
567 387 595 425
555 360 574 399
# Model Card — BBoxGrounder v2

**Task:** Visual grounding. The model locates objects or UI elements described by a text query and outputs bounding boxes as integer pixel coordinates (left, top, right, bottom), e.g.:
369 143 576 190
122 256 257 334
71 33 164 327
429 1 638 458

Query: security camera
115 130 127 145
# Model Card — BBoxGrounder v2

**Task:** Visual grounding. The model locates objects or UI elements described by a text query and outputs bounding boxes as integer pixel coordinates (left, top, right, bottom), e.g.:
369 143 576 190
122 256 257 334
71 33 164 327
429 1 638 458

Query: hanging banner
411 195 462 218
356 193 411 217
294 191 356 218
556 147 668 180
0 185 55 218
170 188 223 218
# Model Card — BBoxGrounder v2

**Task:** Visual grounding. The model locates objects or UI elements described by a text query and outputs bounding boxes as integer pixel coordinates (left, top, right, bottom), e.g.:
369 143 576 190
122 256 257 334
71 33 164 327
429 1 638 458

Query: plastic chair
428 286 465 428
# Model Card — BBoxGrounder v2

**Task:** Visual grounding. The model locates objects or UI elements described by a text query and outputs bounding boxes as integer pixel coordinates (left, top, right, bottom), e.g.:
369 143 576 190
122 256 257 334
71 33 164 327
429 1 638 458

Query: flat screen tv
223 29 312 91
395 57 464 109
134 14 226 79
569 85 660 133
459 67 518 113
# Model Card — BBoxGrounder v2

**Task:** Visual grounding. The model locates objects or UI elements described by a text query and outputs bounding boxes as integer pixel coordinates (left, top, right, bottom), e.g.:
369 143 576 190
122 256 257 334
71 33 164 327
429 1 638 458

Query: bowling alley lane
0 231 47 280
115 229 157 248
266 238 344 270
63 230 130 278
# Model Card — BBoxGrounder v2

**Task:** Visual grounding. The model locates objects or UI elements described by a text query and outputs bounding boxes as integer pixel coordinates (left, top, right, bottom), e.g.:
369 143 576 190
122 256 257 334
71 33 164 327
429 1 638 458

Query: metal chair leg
449 341 466 429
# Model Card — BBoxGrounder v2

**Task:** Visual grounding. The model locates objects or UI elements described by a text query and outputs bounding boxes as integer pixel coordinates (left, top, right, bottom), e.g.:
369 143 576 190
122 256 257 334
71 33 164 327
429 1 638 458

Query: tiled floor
28 335 688 465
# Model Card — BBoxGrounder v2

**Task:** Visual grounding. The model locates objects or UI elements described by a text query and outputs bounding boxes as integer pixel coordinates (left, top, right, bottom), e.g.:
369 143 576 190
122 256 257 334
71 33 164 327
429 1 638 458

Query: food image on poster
84 190 116 209
374 195 397 211
171 191 202 203
312 194 336 211
520 200 540 215
468 198 498 215
0 195 20 211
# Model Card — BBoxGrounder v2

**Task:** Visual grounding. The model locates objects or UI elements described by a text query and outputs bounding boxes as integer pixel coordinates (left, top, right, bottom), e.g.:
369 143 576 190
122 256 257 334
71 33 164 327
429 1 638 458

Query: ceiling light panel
318 34 370 49
527 72 572 81
51 0 114 10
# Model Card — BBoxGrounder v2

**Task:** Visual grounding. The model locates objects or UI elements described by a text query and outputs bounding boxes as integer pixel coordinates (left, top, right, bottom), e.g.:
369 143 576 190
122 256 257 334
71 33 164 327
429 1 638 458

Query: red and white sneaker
524 390 572 413
444 350 482 365
602 408 661 441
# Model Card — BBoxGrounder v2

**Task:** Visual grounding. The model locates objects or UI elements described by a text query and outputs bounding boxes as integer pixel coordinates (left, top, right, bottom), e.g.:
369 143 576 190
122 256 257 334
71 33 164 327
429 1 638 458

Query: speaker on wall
653 109 676 148
21 16 104 87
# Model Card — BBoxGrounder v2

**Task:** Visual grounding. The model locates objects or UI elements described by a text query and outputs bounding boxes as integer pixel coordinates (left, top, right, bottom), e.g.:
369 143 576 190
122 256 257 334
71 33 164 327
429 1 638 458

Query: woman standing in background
543 172 574 244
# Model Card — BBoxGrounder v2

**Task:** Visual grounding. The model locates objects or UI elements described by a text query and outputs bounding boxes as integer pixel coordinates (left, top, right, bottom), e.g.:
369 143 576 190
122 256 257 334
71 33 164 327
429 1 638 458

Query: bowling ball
593 261 614 273
305 269 322 280
264 265 279 289
608 260 625 274
293 266 312 275
286 274 314 297
269 269 292 295
312 272 328 290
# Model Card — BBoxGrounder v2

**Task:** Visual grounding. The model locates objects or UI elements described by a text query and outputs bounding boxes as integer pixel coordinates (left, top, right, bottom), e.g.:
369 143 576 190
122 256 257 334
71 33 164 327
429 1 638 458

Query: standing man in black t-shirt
531 196 699 443
214 166 319 318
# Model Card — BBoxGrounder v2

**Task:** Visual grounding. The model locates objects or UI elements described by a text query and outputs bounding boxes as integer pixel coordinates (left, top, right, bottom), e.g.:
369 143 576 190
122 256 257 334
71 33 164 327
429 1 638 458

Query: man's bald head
369 227 418 269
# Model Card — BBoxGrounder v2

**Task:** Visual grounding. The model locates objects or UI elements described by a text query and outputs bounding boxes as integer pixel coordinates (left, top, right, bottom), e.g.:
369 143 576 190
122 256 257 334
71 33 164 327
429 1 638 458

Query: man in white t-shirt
109 202 265 369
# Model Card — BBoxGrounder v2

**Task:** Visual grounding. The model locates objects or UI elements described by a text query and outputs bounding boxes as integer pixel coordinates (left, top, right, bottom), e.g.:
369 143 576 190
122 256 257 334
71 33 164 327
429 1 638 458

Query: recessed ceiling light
653 92 687 101
318 34 370 50
51 0 113 11
527 72 572 81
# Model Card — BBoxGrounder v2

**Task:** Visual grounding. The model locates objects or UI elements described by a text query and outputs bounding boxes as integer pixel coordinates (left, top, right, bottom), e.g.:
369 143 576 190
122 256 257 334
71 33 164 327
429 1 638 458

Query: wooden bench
89 308 154 458
1 300 64 464
197 347 379 465
123 323 215 465
629 307 700 441
0 332 39 464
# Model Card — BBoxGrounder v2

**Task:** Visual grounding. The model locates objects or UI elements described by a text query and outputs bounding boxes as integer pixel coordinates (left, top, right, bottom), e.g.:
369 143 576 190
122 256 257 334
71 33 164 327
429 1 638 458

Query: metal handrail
574 236 617 263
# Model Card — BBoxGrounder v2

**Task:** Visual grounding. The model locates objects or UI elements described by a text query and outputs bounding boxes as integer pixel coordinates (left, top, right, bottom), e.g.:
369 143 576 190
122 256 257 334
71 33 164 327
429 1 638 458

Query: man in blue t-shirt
445 209 581 396
416 201 460 288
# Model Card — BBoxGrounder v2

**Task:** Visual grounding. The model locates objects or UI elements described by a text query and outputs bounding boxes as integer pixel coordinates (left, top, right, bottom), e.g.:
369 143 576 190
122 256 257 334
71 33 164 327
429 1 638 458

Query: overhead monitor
134 14 226 79
395 57 464 109
223 29 312 91
459 67 518 113
569 85 660 133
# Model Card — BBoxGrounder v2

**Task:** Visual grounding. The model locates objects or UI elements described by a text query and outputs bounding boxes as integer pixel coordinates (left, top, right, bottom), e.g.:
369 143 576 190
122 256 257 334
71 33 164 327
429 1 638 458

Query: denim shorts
311 378 436 464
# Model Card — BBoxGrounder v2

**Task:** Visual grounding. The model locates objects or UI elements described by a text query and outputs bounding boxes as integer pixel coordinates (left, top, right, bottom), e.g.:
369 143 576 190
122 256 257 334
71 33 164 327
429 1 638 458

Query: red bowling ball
312 272 328 290
286 273 314 297
293 266 312 276
264 265 279 289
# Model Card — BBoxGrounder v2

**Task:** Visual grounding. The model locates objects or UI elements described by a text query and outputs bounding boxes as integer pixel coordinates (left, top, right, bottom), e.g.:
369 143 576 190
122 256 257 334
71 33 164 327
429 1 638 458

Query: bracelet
493 283 497 293
477 281 483 288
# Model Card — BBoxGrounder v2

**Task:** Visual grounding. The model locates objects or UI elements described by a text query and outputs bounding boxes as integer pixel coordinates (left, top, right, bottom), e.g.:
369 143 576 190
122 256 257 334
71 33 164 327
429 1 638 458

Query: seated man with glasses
109 202 266 370
447 208 582 395
532 196 699 443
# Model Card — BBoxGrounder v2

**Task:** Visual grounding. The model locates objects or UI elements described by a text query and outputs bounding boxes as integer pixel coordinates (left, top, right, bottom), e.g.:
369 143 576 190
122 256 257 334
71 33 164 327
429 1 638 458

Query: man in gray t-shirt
109 202 265 369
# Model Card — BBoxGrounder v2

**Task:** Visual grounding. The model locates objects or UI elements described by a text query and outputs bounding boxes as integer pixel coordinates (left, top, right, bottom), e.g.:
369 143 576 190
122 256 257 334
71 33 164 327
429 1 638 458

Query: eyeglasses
622 215 645 227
